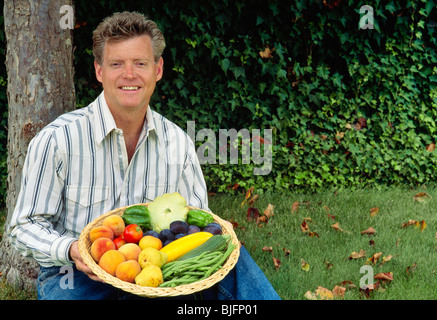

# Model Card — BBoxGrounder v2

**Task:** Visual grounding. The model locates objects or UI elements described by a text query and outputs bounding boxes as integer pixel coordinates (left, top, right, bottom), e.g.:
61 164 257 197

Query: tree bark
0 0 75 291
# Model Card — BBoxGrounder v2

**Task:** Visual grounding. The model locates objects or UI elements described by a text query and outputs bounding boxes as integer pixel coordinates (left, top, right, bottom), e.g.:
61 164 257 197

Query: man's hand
69 240 103 282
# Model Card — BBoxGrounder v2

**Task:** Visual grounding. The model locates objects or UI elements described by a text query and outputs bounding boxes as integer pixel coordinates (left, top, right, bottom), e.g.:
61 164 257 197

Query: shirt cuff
50 236 77 266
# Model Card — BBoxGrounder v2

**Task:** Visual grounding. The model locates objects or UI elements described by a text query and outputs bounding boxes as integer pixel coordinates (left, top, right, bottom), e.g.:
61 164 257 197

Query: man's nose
123 63 136 79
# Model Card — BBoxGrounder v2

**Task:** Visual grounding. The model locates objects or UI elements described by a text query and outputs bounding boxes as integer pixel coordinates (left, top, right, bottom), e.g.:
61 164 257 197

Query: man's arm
7 130 75 267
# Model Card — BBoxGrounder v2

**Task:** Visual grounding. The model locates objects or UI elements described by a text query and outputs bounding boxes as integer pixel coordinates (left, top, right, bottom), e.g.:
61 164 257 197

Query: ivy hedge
1 0 437 206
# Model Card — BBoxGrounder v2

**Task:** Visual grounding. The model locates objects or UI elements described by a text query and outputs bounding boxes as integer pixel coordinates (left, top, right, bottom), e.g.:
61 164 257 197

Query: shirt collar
93 91 162 145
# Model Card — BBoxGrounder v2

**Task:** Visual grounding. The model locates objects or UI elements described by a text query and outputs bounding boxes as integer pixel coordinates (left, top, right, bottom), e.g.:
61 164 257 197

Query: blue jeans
37 246 281 300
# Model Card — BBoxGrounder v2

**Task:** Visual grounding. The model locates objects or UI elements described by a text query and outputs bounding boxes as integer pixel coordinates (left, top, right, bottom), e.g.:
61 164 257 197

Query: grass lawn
0 186 436 300
208 186 437 300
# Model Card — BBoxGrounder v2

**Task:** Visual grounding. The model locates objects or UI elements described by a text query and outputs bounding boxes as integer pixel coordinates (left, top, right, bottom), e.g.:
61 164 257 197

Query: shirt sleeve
7 130 75 267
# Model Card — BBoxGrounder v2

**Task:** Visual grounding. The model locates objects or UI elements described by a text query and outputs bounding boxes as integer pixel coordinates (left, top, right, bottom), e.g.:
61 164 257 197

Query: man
8 11 280 300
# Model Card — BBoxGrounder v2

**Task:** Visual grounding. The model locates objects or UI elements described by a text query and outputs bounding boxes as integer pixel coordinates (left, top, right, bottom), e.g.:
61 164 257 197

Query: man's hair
92 11 166 65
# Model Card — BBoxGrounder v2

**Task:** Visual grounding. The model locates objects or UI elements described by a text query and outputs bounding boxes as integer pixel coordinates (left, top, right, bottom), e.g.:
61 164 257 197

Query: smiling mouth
120 86 140 91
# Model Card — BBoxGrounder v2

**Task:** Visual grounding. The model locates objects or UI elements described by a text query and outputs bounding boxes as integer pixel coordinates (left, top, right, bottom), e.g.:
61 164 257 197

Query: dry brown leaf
413 192 431 202
374 272 393 282
283 248 291 257
315 287 334 300
248 194 259 206
348 249 366 260
331 222 343 232
323 205 330 212
291 201 300 213
240 187 254 207
263 204 274 219
406 263 417 275
300 220 310 233
426 142 435 152
361 227 376 236
332 285 346 299
381 255 394 264
272 257 281 270
366 252 382 265
370 207 379 218
262 246 273 252
259 46 275 59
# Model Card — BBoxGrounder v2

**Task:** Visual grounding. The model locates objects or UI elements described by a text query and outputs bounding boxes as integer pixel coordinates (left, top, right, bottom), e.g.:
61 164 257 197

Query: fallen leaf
304 291 317 300
263 204 274 219
300 220 310 233
327 214 336 220
370 207 379 218
406 263 417 275
272 257 281 270
240 187 254 207
246 207 260 221
291 201 300 213
301 258 310 271
349 249 367 260
338 280 356 290
323 205 330 212
315 287 334 300
401 219 427 231
374 272 393 282
381 255 394 264
413 192 431 202
248 194 259 206
283 248 291 257
262 246 273 252
308 231 320 238
416 220 427 232
361 227 376 236
331 222 344 232
366 252 382 265
332 285 346 299
324 259 333 270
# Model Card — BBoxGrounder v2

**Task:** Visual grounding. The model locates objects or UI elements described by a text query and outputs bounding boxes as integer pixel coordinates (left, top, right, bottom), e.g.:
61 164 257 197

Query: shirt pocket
142 184 177 203
65 185 109 207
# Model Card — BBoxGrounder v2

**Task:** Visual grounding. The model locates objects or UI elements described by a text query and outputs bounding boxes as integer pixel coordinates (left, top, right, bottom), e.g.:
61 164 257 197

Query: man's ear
156 57 164 82
94 61 103 83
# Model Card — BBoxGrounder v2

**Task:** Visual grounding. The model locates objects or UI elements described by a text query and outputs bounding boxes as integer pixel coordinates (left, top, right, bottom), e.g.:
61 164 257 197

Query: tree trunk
0 0 75 291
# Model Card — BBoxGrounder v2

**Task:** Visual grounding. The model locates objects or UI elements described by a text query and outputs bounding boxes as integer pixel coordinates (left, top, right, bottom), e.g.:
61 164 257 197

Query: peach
118 243 142 261
102 215 125 238
115 260 142 283
139 235 163 250
89 226 114 243
99 250 126 276
90 237 116 263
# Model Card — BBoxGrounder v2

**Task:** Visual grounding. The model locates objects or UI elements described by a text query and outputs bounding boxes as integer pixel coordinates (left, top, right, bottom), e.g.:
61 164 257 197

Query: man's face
94 35 163 114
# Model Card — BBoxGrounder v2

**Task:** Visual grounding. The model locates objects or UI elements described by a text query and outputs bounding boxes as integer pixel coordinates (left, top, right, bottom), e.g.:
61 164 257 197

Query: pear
138 247 167 269
135 264 163 287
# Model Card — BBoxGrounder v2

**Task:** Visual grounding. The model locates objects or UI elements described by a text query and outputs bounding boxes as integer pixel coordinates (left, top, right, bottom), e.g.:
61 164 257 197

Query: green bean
202 243 236 279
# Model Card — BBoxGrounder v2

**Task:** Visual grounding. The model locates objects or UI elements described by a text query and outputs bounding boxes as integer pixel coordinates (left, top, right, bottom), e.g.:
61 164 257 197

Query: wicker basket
78 204 240 298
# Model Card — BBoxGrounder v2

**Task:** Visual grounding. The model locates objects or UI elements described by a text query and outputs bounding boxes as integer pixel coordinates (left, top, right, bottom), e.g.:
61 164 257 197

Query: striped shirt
8 92 209 267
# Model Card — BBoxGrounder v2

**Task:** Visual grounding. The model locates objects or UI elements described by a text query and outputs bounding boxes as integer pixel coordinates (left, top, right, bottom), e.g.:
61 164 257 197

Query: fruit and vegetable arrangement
85 192 237 289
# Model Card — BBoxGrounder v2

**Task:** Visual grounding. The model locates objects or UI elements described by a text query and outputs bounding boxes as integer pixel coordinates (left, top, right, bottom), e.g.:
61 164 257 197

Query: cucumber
177 234 230 261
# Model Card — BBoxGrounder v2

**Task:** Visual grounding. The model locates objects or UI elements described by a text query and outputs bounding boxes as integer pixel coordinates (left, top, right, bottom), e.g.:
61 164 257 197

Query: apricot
102 215 125 238
118 243 142 261
89 226 114 243
99 250 126 276
139 235 163 250
90 237 116 263
115 260 142 283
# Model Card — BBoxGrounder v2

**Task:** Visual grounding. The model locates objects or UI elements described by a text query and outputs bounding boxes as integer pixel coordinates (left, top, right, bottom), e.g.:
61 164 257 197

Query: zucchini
178 234 230 261
160 231 213 262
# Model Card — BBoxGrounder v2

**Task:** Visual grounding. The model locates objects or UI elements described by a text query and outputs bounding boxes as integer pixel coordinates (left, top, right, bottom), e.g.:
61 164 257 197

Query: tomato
123 224 143 243
113 236 126 249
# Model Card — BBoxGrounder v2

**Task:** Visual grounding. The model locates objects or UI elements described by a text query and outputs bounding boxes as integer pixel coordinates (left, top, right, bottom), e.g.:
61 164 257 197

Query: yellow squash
160 231 213 262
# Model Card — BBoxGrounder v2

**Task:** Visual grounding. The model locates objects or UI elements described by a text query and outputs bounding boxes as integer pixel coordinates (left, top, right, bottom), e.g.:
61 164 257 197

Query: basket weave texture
78 204 240 298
